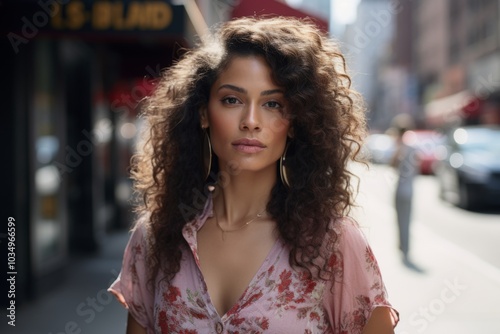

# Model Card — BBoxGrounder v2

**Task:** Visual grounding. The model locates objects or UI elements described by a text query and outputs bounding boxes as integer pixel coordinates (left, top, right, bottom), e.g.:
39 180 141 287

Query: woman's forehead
212 55 282 92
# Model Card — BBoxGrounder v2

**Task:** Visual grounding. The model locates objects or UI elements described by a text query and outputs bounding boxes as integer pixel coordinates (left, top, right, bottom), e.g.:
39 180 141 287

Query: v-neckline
218 237 281 319
183 196 283 320
184 199 282 319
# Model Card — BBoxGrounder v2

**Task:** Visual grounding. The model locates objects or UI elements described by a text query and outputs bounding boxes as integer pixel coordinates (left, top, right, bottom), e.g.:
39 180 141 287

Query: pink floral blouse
109 199 398 334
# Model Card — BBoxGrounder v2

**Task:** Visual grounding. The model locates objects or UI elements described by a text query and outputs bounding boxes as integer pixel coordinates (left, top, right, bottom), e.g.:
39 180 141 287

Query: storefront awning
231 0 328 32
424 90 482 127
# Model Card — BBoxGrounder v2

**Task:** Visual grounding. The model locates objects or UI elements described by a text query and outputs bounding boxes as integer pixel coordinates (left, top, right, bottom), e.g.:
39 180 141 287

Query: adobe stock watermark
52 63 161 183
7 0 69 54
110 64 160 115
47 269 120 334
473 73 500 100
178 159 243 223
441 72 500 127
53 126 111 183
399 277 467 333
342 0 409 55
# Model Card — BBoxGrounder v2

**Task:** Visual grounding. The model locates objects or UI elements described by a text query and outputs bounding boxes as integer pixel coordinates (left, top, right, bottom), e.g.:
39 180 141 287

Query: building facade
412 0 500 127
371 0 500 130
342 0 396 131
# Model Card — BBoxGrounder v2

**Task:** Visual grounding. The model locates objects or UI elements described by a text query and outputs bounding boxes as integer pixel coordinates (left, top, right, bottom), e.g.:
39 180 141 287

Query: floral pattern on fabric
155 286 211 333
109 199 398 334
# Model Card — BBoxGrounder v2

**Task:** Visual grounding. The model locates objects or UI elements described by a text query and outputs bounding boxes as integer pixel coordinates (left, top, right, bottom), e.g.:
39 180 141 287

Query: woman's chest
196 221 279 316
151 247 333 334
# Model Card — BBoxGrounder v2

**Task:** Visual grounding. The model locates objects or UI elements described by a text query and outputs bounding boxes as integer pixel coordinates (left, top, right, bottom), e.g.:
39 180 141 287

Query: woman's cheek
265 119 290 146
268 115 290 135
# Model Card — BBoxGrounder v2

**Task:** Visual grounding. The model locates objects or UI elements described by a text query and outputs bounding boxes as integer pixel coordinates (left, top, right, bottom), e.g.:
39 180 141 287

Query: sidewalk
1 230 130 334
352 164 500 334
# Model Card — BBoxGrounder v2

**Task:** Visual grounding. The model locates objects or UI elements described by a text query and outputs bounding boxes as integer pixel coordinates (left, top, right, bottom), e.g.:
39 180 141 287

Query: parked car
364 133 396 164
435 126 500 210
403 130 445 174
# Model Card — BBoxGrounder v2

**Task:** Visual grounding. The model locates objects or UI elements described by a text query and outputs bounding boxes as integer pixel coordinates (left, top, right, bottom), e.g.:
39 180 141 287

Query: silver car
436 126 500 210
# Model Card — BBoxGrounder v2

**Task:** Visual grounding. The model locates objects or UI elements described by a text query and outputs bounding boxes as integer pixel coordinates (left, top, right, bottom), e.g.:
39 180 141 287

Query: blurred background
1 0 499 333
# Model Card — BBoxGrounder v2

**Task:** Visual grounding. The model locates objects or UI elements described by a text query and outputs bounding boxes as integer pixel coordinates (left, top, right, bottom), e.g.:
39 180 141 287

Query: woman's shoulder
326 216 370 249
328 216 360 234
127 213 152 247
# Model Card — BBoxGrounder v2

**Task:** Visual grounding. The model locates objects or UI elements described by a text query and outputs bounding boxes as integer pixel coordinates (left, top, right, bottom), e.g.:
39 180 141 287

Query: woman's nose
240 102 261 131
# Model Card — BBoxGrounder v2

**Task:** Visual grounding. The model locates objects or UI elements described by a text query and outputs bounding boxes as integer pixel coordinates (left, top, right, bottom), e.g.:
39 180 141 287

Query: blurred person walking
390 115 418 265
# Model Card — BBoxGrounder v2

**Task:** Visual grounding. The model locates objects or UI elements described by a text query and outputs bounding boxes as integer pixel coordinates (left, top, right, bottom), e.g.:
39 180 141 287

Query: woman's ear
287 126 294 139
200 106 209 128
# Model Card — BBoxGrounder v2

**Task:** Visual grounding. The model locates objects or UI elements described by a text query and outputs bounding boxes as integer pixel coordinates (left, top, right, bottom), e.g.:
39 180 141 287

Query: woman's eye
265 101 282 109
222 97 239 104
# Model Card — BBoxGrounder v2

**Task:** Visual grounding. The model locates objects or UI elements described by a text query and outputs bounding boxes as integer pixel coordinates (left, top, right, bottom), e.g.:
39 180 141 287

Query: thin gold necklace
213 206 267 241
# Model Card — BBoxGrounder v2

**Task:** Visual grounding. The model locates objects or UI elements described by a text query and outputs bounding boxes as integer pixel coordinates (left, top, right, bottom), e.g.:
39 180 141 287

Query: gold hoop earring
280 142 290 188
203 129 212 180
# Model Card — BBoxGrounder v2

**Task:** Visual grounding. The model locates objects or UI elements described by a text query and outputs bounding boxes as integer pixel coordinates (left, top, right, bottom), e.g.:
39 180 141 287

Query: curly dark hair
131 16 367 285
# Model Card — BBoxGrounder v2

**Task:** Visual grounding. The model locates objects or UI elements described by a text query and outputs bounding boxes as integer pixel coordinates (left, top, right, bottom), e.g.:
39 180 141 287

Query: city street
3 0 500 333
351 163 500 334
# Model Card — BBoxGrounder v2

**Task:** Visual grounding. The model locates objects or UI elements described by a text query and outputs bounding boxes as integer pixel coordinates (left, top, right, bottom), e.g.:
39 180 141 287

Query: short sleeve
323 218 399 333
108 221 155 333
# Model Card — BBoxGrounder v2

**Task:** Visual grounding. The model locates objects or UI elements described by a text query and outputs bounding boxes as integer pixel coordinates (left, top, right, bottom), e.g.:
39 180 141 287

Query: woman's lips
233 144 265 153
232 138 266 153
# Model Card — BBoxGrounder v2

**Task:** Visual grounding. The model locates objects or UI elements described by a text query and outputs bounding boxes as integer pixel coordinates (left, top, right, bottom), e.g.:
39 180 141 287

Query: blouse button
215 321 223 333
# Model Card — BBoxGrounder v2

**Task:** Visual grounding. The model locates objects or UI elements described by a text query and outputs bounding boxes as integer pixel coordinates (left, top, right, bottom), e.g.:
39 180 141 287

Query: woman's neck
212 168 276 228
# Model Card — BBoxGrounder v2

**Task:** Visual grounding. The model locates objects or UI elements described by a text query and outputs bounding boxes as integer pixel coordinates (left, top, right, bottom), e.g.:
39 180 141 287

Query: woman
109 16 399 334
390 115 418 264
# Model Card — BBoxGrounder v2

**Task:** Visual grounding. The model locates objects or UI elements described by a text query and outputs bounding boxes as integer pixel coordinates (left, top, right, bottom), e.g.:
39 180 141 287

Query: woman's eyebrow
217 84 246 94
261 89 284 96
217 84 284 96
